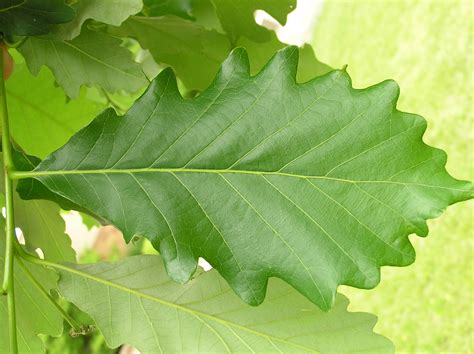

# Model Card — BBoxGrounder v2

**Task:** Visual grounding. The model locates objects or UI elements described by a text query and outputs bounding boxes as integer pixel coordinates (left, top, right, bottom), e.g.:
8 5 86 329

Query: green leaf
5 51 103 158
57 254 394 353
4 152 76 263
236 33 332 82
112 15 231 92
0 0 75 38
20 47 473 310
50 0 143 40
1 153 75 263
142 0 193 19
0 219 63 353
12 150 106 226
18 28 148 98
211 0 295 43
114 17 330 92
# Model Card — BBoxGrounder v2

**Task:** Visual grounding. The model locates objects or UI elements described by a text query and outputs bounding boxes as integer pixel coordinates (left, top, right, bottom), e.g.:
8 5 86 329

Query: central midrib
11 167 355 182
9 167 471 193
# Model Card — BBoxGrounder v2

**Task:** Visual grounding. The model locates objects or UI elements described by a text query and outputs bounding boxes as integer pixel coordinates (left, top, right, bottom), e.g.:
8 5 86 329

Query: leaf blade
24 47 474 309
18 28 147 98
0 0 75 37
57 254 394 353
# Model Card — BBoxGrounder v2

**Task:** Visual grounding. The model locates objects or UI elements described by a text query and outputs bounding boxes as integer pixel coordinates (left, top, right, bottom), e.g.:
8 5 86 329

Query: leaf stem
0 42 18 354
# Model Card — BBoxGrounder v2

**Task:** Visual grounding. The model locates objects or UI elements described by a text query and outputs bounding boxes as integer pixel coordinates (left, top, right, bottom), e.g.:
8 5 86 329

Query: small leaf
142 0 193 19
211 0 295 43
0 218 63 353
21 47 473 310
0 0 75 38
50 0 143 40
4 51 103 158
58 254 394 353
18 28 148 98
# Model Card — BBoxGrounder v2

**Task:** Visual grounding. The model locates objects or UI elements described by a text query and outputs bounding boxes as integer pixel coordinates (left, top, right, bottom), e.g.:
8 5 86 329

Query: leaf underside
58 254 394 353
0 221 63 353
21 47 473 310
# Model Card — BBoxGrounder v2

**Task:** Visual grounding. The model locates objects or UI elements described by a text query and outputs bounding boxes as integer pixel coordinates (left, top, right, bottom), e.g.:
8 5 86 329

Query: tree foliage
0 0 471 353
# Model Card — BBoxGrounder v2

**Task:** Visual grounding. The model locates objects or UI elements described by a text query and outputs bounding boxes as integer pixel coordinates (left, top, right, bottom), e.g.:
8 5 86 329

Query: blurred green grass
312 0 473 352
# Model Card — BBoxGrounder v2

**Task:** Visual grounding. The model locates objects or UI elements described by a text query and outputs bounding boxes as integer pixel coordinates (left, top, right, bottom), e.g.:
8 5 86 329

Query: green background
312 0 473 351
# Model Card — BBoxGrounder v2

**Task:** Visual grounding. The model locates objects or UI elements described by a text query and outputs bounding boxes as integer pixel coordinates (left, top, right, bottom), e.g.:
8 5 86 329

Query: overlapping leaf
4 51 103 158
1 153 76 262
0 217 64 353
49 0 143 40
0 0 74 37
112 15 231 92
58 254 394 353
211 0 295 43
142 0 193 19
237 32 331 82
113 17 330 91
19 47 473 310
18 28 147 98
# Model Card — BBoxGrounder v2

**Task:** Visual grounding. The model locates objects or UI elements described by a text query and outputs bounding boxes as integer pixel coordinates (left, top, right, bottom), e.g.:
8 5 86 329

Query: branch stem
1 42 18 354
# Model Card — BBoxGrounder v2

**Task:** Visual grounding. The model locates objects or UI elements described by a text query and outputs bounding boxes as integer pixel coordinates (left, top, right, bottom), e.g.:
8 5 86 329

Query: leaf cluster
0 1 472 353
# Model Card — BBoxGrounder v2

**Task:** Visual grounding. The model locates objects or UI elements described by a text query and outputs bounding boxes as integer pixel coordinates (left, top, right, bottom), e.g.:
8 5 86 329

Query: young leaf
50 0 143 40
57 254 394 353
0 0 75 38
211 0 295 43
0 222 63 353
19 47 473 310
5 51 103 158
142 0 193 19
112 16 231 92
18 28 148 98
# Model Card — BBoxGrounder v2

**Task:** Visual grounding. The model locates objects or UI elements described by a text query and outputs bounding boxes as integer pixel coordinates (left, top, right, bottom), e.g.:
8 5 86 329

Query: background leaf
50 0 143 40
142 0 193 19
113 17 330 92
237 33 331 82
58 254 394 353
4 51 103 158
112 15 231 92
18 28 148 98
23 47 473 310
0 217 64 353
0 0 75 38
211 0 295 43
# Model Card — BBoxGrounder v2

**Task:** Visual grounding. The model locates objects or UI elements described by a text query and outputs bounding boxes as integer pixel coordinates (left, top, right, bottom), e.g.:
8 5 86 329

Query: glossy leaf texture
0 215 64 353
48 0 143 40
58 254 394 353
0 0 74 38
20 47 473 310
18 28 147 98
